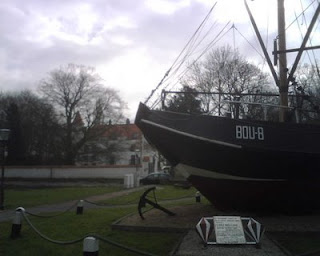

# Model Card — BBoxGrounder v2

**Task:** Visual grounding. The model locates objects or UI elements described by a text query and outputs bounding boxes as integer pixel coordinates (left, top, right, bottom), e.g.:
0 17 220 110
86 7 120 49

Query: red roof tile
102 124 142 139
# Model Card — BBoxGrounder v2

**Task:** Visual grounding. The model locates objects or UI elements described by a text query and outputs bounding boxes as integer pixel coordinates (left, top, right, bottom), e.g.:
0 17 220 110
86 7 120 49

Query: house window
130 155 135 165
130 144 136 152
131 133 139 139
109 155 115 165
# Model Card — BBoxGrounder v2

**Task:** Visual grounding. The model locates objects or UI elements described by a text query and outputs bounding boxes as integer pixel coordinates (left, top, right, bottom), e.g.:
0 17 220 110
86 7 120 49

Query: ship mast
277 0 288 122
246 0 320 122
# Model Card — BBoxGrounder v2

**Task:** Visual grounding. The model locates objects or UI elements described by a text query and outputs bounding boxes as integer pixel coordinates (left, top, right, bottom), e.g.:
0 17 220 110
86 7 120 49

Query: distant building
75 122 159 176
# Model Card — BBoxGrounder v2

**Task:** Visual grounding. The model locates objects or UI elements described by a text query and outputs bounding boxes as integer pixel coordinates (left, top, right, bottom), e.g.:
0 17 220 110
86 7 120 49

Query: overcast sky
0 0 319 120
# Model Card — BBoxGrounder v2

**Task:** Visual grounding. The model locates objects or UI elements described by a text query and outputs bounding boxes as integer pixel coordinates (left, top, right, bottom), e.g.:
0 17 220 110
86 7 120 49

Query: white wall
5 165 142 179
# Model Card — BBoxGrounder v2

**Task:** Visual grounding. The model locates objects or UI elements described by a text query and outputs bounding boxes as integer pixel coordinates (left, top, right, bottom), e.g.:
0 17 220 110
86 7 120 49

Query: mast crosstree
245 0 320 122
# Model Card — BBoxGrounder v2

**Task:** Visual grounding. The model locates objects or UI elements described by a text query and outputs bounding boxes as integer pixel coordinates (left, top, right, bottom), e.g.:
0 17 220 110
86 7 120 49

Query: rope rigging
233 26 265 59
145 2 269 110
295 0 320 73
306 0 320 77
145 0 320 111
144 2 218 105
281 0 317 34
150 21 233 109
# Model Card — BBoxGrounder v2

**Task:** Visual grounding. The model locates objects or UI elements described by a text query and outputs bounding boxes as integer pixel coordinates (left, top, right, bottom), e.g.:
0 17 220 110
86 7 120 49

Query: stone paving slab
174 230 287 256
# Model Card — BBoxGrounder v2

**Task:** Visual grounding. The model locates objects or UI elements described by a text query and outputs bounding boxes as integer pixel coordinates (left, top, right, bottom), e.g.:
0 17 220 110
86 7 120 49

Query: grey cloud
1 0 317 118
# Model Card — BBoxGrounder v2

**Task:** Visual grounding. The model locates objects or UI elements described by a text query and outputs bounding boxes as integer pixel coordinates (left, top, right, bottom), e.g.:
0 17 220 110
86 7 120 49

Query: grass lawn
0 185 197 255
0 207 182 256
96 185 198 205
4 185 124 209
2 185 320 255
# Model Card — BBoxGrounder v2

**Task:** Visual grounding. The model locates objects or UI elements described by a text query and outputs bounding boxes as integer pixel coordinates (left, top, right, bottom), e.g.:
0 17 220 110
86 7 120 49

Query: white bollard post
83 236 99 256
77 200 84 215
129 174 134 188
10 211 22 239
124 174 130 189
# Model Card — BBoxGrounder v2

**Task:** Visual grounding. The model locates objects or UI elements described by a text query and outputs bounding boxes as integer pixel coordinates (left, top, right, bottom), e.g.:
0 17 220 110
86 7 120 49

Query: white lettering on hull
236 125 264 140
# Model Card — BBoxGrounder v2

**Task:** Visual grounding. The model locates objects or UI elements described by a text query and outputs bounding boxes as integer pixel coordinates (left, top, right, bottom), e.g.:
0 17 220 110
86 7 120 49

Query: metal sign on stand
196 216 264 246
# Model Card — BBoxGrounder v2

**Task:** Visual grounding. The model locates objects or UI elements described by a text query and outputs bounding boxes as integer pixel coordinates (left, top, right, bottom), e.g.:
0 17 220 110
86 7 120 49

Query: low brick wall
5 165 142 180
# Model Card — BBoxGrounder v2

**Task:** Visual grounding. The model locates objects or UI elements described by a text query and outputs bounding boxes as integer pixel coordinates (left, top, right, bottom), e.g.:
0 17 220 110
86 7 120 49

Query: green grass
4 183 318 256
98 185 198 205
0 207 182 256
0 185 198 255
4 186 123 209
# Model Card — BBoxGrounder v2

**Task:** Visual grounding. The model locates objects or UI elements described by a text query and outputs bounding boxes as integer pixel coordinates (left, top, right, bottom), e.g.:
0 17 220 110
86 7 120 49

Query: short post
124 174 130 189
129 174 134 188
83 236 99 256
10 210 22 239
77 200 84 215
0 129 10 210
195 191 201 203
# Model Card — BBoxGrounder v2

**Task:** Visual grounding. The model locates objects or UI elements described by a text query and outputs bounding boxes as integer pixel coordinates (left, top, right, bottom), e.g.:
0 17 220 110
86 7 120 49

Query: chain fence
9 188 198 255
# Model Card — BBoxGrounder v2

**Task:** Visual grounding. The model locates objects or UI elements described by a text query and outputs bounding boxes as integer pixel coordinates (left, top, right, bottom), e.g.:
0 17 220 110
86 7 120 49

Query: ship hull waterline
135 103 320 212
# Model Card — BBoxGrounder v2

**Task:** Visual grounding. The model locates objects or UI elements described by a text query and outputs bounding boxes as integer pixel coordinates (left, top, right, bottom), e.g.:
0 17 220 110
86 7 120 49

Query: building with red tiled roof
73 111 84 126
75 122 159 176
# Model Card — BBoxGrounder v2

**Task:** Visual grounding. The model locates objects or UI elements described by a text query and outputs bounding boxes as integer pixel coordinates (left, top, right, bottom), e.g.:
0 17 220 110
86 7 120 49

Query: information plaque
196 216 264 245
213 216 246 244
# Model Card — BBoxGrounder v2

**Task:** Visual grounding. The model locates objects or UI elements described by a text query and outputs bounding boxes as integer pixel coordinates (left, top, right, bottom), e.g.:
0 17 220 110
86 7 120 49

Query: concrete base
173 230 287 256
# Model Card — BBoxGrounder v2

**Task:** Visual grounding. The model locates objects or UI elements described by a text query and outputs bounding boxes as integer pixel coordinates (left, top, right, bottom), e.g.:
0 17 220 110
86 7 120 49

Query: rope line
299 0 320 76
19 189 196 219
233 26 265 60
16 207 157 256
145 2 218 106
155 194 194 201
169 2 217 71
25 201 79 218
94 234 157 256
150 21 233 110
12 188 199 253
83 199 139 207
279 0 317 36
18 208 84 245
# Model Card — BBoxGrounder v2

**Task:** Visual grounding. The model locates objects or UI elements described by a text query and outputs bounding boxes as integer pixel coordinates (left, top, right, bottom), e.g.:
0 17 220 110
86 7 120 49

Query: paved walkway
174 230 287 256
0 186 148 222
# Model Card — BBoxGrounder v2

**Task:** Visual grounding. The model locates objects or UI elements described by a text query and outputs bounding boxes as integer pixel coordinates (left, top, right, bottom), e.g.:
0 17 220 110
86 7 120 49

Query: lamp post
135 149 140 187
0 129 10 210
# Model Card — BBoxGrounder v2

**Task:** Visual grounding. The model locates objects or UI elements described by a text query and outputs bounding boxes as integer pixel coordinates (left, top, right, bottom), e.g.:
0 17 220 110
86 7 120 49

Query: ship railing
222 100 299 122
160 90 318 123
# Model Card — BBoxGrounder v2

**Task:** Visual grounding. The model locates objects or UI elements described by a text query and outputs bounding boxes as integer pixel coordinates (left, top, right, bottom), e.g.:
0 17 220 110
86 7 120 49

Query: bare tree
165 86 203 114
39 64 126 164
182 46 276 119
0 90 62 165
292 63 320 122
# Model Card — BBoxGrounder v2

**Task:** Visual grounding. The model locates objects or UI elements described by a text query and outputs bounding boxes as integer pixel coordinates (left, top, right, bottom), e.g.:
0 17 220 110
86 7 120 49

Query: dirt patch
112 203 320 255
113 203 320 233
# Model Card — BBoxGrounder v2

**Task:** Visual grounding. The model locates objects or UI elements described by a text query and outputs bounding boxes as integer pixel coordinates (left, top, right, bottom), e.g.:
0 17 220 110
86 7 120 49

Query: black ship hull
135 103 320 212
